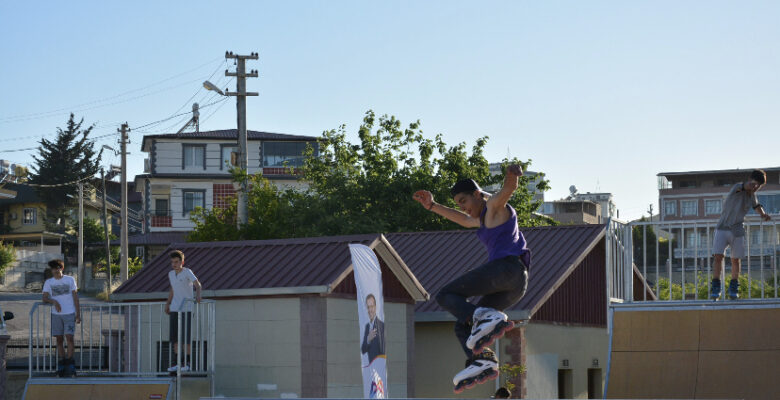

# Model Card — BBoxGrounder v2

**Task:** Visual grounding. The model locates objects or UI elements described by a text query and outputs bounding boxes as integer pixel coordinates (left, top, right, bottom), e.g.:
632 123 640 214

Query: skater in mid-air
414 164 530 393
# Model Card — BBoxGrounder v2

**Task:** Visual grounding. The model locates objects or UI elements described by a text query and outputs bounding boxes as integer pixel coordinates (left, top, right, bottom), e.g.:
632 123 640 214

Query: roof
658 167 780 177
141 129 318 152
385 224 606 318
113 233 428 302
0 183 41 205
108 231 190 246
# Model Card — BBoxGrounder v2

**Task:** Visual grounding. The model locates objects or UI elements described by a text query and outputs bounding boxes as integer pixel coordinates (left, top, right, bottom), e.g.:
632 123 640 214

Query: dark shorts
169 312 192 343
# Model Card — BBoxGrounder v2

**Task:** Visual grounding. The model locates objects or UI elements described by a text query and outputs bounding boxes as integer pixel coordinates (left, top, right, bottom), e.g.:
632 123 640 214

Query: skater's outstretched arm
413 190 479 228
486 164 522 214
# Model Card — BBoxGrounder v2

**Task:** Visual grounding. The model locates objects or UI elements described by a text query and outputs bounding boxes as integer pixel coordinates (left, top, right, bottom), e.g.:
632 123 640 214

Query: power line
0 57 224 123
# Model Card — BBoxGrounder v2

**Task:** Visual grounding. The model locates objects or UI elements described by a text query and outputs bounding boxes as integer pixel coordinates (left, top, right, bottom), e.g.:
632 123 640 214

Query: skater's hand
762 214 772 222
75 314 81 324
53 301 61 313
367 327 377 342
165 303 170 314
506 164 523 178
413 190 435 210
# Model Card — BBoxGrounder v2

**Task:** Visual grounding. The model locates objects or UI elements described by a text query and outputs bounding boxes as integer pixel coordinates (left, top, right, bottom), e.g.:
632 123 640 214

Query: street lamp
203 80 225 96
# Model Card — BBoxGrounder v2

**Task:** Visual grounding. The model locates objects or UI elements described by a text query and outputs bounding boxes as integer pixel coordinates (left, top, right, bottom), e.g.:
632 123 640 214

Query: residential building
134 129 318 233
0 182 119 289
658 167 780 222
655 167 780 280
572 192 615 223
541 199 602 225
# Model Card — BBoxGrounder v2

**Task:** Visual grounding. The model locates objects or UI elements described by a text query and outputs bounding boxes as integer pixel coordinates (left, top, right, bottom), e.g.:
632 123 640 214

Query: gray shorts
51 313 76 337
712 229 745 259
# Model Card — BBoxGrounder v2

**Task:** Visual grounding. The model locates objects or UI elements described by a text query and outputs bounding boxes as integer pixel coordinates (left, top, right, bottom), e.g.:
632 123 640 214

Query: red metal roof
115 233 379 294
385 224 606 315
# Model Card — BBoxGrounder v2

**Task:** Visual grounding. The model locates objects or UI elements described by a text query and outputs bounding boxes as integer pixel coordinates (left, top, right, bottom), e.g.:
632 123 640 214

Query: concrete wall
213 298 301 398
524 322 608 399
326 298 409 398
414 322 498 399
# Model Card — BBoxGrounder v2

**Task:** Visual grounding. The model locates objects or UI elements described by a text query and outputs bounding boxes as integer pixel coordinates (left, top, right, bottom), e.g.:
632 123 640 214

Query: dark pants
435 255 528 358
169 312 192 344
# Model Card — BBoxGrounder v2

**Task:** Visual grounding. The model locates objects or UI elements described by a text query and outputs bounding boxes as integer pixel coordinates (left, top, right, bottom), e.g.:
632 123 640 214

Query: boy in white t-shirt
42 259 81 377
165 250 202 372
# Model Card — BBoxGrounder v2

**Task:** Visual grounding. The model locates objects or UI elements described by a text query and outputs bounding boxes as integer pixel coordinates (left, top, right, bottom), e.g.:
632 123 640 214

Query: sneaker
466 307 508 350
167 364 190 372
728 279 739 300
710 279 722 300
453 348 499 393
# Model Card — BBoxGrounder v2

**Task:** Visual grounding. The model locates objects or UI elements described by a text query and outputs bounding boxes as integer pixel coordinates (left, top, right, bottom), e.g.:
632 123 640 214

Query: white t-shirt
42 275 78 315
168 267 198 312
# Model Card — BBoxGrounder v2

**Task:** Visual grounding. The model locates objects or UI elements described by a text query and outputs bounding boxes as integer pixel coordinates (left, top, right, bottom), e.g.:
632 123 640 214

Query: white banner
349 244 388 399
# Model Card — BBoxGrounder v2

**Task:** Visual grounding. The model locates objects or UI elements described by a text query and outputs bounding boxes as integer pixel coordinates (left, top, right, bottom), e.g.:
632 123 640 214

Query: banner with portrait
349 244 387 399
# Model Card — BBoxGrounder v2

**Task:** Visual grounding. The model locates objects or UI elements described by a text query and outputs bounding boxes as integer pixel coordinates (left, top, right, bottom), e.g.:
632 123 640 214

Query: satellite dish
569 185 578 195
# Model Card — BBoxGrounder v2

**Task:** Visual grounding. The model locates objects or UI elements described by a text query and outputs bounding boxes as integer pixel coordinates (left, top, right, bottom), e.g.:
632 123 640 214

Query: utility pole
648 204 654 222
224 51 259 228
119 123 129 281
101 169 112 288
77 182 84 288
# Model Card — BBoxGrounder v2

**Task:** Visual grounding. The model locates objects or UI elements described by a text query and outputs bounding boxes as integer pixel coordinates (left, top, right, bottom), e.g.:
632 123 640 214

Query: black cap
450 179 486 197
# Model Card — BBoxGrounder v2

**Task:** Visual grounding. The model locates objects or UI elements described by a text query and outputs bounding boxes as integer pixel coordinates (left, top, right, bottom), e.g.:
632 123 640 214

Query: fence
607 218 780 302
28 299 215 396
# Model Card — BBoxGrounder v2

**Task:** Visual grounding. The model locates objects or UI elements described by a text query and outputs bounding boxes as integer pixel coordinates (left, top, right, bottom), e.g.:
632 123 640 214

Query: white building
134 129 318 233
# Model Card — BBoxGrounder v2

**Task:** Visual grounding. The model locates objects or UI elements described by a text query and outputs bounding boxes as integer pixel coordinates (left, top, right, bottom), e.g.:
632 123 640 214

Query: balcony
151 210 173 228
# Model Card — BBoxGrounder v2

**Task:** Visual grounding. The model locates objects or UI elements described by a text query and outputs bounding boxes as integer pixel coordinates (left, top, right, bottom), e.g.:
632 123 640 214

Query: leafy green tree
190 110 552 241
0 241 16 278
30 113 102 230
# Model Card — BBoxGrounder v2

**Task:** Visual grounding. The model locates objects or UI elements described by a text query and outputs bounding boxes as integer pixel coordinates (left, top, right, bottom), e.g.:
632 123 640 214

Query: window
155 198 169 216
263 141 318 168
220 145 238 170
182 190 205 215
182 145 205 169
22 208 37 225
749 194 780 215
705 199 722 215
679 180 696 188
664 200 677 216
685 231 702 247
681 200 698 216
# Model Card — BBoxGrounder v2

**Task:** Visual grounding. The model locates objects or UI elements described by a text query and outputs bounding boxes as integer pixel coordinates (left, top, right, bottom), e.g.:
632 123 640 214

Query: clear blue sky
1 1 778 221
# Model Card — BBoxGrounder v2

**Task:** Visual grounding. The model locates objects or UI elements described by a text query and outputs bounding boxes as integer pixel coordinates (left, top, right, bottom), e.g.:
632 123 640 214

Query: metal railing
28 299 216 395
608 218 780 302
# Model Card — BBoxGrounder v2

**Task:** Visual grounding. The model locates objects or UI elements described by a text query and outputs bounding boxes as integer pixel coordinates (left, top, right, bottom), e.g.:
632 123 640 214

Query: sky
1 1 778 221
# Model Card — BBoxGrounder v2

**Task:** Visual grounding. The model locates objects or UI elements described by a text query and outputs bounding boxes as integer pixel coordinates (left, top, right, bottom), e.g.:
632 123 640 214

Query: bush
655 273 777 300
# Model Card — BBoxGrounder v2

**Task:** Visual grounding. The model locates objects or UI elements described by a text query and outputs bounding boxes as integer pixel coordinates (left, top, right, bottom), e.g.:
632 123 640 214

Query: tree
190 110 552 241
0 241 15 279
30 113 102 229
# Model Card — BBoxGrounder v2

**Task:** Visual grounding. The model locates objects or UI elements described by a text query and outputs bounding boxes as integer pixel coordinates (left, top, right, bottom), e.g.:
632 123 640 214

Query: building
658 167 780 222
0 182 119 289
113 225 653 399
572 192 615 223
485 163 545 203
133 129 318 234
541 199 602 225
655 167 780 282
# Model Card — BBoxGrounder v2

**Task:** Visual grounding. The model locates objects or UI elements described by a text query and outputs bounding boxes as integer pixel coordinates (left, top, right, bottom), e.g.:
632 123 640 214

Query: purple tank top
476 204 531 268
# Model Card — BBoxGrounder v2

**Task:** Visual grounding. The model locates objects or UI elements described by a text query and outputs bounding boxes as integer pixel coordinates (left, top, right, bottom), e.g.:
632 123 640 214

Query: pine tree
30 113 103 229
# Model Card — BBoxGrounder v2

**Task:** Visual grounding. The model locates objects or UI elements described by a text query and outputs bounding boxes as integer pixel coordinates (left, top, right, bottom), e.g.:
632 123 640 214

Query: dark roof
0 183 41 205
115 233 382 294
385 224 606 315
141 129 318 151
108 231 190 246
658 167 780 177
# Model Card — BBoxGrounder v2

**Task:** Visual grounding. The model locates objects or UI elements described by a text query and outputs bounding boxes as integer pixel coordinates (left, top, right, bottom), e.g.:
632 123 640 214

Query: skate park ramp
23 378 174 400
607 301 780 400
